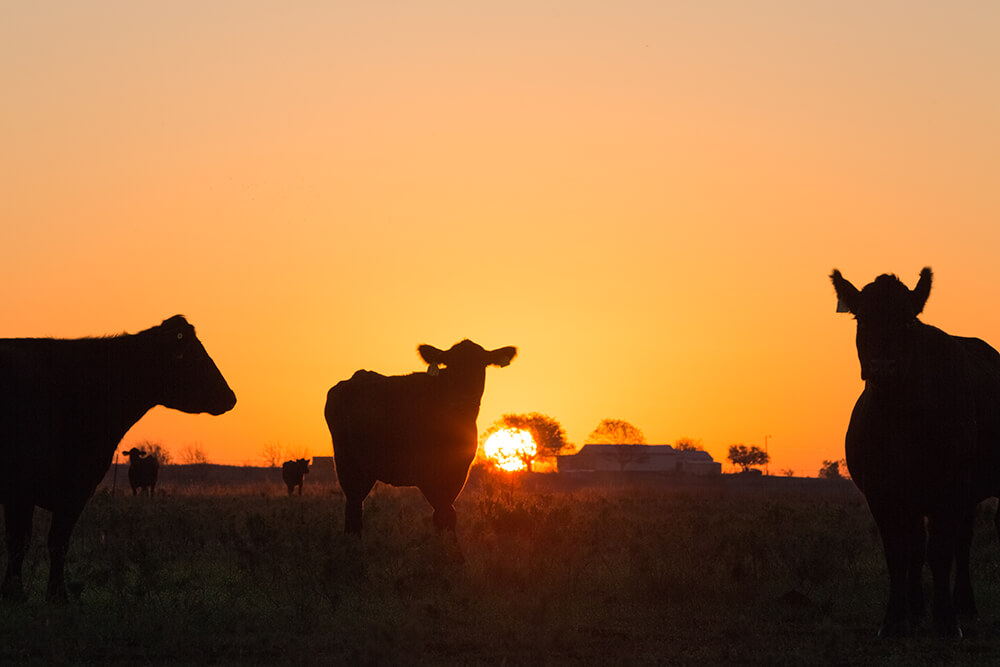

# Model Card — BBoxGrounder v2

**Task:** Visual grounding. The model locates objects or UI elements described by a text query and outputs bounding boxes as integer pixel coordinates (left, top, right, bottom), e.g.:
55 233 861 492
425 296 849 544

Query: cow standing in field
0 315 236 602
325 340 516 547
122 447 160 496
282 458 309 496
832 268 1000 637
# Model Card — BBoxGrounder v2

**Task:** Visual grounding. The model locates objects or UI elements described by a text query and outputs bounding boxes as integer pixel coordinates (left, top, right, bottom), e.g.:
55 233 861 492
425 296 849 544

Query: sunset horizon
4 2 998 479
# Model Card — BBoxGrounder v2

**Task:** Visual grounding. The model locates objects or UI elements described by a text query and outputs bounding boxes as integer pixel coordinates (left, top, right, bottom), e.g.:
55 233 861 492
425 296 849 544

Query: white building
556 444 721 476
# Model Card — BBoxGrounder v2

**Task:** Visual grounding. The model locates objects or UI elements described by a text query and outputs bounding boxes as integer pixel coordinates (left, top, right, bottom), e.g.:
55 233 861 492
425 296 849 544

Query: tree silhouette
587 419 648 471
674 437 704 451
818 459 846 479
587 418 647 445
481 413 569 472
261 442 284 468
727 444 769 473
180 443 209 464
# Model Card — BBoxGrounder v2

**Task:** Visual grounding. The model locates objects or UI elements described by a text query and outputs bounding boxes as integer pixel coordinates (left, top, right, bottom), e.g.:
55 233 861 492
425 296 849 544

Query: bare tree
285 444 312 461
179 443 209 464
261 442 285 468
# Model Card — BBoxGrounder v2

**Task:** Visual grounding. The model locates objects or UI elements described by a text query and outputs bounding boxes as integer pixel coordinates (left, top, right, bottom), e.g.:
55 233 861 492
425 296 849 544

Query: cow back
326 370 479 487
0 339 138 508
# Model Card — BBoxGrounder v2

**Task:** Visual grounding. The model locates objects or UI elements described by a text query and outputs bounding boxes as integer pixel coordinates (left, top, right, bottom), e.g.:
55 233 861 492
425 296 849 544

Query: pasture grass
3 474 1000 664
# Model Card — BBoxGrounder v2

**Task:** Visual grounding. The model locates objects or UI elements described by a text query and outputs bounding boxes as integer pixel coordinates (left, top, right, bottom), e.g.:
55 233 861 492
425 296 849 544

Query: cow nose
868 358 898 378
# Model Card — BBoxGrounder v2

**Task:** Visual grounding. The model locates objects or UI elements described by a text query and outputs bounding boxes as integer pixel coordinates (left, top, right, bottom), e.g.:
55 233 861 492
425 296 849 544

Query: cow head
418 340 517 401
831 268 932 385
150 316 237 416
121 447 147 461
419 340 516 375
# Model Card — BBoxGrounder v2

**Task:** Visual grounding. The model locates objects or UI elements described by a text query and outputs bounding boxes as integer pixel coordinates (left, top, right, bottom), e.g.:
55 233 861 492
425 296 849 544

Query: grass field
3 471 1000 665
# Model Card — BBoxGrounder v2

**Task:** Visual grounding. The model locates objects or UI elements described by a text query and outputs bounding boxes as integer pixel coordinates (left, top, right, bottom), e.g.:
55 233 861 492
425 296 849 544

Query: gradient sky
3 2 998 475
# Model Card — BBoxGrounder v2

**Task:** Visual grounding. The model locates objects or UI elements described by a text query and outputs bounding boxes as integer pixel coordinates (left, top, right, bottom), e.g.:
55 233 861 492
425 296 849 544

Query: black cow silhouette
282 458 310 496
324 340 516 547
0 315 236 602
832 268 1000 637
121 447 160 496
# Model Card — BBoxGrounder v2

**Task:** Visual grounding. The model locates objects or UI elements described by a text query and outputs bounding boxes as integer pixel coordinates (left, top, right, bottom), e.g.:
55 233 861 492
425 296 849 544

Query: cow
121 447 160 496
324 340 516 549
0 315 236 602
282 458 310 496
831 267 1000 637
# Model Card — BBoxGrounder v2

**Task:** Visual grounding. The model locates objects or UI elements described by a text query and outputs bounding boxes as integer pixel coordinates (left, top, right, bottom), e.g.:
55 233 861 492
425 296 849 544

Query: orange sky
3 2 999 476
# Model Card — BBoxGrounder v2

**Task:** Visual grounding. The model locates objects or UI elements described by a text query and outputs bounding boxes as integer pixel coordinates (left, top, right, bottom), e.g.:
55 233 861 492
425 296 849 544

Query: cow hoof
877 619 912 638
934 621 963 639
46 587 69 605
1 584 26 603
955 600 978 619
67 581 85 600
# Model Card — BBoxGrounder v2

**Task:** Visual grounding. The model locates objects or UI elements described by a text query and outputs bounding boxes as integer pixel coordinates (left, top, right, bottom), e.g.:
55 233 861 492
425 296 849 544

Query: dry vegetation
3 470 1000 665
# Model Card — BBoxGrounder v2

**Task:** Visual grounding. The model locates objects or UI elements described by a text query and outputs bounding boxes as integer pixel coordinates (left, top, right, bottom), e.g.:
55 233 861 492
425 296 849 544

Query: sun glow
483 428 536 472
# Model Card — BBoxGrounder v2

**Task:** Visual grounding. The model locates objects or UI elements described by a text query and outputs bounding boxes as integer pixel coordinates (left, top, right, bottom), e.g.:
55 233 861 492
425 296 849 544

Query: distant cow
0 315 236 602
282 458 310 496
832 268 1000 637
122 447 160 496
325 340 516 546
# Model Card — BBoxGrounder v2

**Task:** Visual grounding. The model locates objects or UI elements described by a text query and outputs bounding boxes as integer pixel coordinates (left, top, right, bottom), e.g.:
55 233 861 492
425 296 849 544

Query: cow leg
927 511 962 638
297 484 303 497
420 482 462 533
340 475 375 535
953 502 978 618
2 502 34 601
420 483 465 563
872 508 910 637
46 504 84 603
431 503 457 532
904 515 927 627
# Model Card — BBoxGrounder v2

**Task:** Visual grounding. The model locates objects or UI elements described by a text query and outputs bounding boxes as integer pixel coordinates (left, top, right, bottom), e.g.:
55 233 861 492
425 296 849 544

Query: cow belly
337 436 473 488
371 452 475 488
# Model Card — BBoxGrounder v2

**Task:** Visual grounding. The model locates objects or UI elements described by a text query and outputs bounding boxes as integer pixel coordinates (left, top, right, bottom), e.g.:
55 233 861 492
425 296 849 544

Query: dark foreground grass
4 476 1000 665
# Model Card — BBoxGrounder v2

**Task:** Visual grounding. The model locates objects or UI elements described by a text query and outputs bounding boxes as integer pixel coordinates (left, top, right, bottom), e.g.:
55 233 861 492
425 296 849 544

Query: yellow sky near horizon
3 2 999 475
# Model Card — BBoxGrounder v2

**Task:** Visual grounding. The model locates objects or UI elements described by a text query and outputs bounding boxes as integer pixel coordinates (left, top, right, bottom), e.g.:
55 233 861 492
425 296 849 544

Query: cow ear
911 267 932 316
831 269 860 314
488 346 518 367
418 344 444 368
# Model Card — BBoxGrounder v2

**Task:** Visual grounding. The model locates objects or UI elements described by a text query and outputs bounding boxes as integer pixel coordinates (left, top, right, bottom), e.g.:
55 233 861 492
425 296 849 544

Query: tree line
130 420 846 478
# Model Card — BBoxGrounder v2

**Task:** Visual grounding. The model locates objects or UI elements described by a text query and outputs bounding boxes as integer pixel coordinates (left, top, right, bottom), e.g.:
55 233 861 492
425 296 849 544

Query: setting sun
483 429 537 472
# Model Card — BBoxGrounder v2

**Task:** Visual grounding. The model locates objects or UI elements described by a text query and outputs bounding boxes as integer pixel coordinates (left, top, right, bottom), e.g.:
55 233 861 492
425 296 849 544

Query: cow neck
95 332 162 435
437 368 487 417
